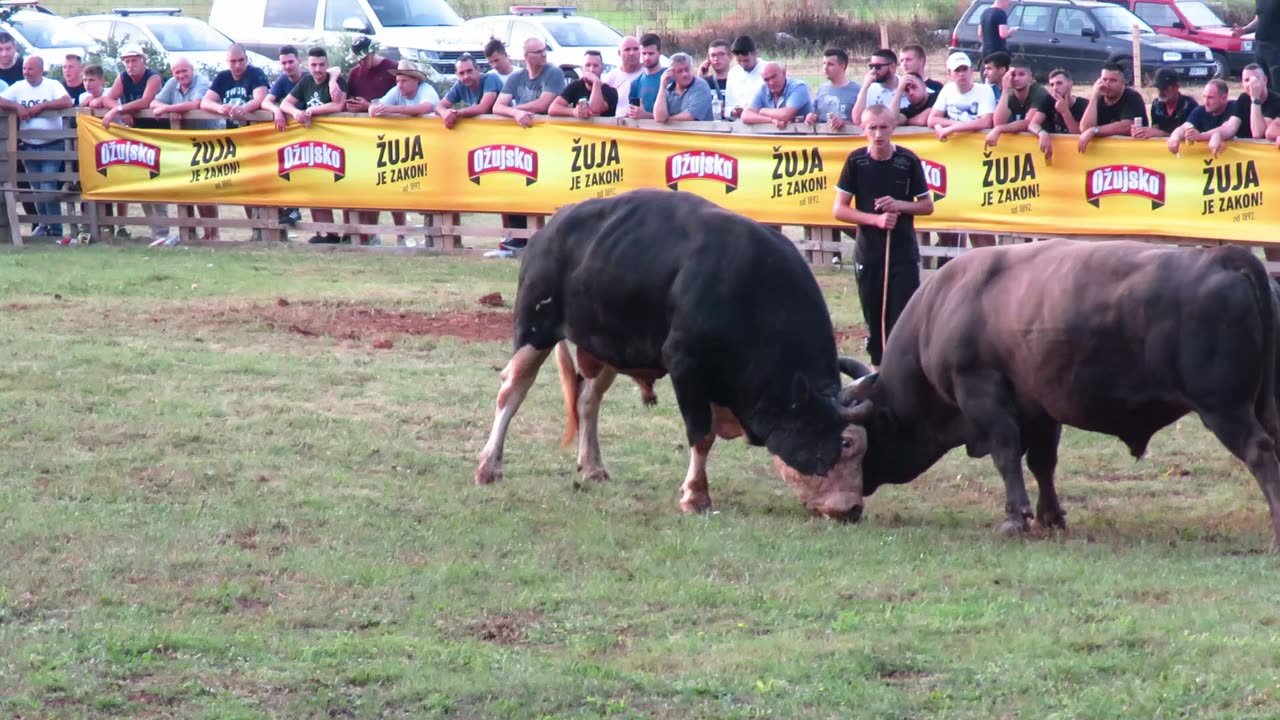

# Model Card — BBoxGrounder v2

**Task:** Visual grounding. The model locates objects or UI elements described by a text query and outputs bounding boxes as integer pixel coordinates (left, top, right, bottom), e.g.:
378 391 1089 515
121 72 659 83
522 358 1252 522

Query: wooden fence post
3 112 20 246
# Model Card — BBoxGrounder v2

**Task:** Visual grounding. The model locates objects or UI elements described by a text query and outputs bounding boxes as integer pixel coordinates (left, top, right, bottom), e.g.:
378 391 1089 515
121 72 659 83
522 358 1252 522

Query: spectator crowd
5 24 1280 250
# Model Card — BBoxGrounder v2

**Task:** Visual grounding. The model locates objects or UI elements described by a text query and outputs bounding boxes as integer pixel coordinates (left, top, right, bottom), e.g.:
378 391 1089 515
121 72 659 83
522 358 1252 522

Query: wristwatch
1254 98 1264 106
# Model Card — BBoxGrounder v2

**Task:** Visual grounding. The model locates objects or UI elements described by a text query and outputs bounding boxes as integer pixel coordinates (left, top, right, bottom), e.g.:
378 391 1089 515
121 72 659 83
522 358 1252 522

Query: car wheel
1212 51 1229 79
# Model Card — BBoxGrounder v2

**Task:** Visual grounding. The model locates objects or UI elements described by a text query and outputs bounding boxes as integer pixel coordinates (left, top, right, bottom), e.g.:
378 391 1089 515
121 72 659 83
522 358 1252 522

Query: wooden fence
0 108 1260 273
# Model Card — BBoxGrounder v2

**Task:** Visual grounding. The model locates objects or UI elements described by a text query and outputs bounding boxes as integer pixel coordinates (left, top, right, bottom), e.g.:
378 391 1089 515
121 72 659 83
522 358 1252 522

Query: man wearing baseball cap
102 44 176 245
1134 66 1197 138
925 51 995 140
345 35 397 114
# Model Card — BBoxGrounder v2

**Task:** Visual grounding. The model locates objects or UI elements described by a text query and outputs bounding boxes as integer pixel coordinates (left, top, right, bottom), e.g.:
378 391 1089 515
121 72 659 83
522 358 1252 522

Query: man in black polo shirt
1078 62 1147 153
832 104 934 369
548 50 618 118
1134 67 1197 139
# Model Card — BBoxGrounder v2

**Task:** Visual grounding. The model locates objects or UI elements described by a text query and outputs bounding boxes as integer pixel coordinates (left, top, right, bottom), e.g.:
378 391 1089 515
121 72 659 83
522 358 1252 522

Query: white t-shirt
725 60 765 113
601 66 642 117
376 82 440 107
1 78 70 141
933 82 996 122
864 77 910 109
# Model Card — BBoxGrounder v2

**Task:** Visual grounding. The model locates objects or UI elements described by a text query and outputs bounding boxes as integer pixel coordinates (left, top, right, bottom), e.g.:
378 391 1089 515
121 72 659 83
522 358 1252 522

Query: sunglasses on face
868 63 890 69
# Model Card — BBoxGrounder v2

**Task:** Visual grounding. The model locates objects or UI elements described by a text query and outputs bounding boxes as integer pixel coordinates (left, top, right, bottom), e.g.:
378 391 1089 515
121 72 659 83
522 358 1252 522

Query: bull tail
1236 250 1280 446
556 340 582 449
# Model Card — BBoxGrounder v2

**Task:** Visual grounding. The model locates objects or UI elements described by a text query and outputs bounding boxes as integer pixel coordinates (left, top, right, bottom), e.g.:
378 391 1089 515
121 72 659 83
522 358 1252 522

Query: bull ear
838 357 873 380
838 373 878 406
835 399 874 424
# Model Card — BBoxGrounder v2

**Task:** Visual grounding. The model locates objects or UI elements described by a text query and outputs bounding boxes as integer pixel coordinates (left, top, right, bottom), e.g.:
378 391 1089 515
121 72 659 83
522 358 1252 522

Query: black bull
474 190 871 518
841 239 1280 551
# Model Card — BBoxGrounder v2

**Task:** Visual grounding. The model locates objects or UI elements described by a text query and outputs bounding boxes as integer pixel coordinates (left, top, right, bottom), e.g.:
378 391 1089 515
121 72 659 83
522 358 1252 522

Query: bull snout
824 502 864 523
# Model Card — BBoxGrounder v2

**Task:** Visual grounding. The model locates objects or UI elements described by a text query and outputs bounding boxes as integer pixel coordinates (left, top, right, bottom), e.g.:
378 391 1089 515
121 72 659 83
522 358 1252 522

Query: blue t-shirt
749 78 813 117
445 72 502 108
267 73 299 100
1186 101 1237 132
628 68 664 112
209 65 269 106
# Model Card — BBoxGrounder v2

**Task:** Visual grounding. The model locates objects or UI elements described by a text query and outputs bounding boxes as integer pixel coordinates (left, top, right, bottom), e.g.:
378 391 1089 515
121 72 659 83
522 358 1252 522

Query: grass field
3 246 1280 719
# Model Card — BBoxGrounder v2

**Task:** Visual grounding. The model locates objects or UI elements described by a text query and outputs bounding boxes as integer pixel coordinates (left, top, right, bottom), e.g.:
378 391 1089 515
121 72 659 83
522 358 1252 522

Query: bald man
0 56 73 239
153 56 218 241
741 62 812 129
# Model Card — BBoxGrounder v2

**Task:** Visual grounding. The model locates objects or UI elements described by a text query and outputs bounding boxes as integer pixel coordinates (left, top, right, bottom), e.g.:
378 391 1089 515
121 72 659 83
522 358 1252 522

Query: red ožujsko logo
1085 165 1166 209
468 144 539 185
665 151 738 193
95 139 161 178
277 141 346 181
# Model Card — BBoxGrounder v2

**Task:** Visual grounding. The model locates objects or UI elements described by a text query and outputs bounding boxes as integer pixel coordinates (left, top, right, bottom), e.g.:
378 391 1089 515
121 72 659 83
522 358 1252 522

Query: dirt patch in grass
190 300 513 344
452 610 544 646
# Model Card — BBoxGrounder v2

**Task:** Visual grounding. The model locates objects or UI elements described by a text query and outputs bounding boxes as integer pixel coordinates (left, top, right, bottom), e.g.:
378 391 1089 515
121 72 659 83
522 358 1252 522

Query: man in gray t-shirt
804 48 862 129
493 37 566 127
653 52 713 122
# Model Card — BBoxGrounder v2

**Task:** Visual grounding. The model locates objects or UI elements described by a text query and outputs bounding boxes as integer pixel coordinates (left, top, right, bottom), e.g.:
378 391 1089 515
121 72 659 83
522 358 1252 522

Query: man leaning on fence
202 43 269 240
549 50 618 118
438 53 500 128
653 52 712 123
741 62 811 128
261 45 304 229
698 39 732 119
805 48 861 130
490 37 565 258
152 56 219 243
102 44 177 246
0 56 72 241
281 47 347 245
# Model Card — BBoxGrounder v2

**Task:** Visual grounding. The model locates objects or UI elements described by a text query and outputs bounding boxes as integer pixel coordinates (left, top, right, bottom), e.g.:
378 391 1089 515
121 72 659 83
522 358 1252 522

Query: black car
951 0 1216 84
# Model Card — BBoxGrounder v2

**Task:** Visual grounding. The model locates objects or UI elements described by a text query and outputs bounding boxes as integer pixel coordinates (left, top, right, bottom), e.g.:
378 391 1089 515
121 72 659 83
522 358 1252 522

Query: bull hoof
679 493 713 514
1035 510 1068 531
474 465 502 485
1269 538 1280 555
581 466 611 483
997 517 1031 536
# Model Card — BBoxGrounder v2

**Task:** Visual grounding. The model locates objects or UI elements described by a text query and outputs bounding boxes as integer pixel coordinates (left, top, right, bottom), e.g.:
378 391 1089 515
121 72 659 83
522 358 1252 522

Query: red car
1110 0 1255 77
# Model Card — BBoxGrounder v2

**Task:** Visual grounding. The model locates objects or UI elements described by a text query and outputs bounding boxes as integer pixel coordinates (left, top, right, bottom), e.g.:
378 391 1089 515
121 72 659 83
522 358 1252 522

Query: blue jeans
21 139 64 234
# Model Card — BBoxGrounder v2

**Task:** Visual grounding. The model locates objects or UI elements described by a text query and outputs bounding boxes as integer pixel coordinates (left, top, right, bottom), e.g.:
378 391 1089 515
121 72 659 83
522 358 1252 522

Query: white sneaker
149 233 181 247
483 248 516 258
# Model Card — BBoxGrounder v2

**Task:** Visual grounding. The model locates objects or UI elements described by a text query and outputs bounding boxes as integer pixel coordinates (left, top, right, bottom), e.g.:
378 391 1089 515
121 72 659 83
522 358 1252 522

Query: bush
663 12 954 58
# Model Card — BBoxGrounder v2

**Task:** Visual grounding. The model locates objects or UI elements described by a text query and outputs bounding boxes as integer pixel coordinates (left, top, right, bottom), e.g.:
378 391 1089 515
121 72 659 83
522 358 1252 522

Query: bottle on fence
711 96 724 121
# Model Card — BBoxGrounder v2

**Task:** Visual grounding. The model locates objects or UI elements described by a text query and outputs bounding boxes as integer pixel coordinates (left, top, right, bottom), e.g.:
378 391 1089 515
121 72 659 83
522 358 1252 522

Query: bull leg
957 384 1034 534
576 365 618 482
475 345 552 485
1199 411 1280 552
1025 421 1067 530
665 354 716 512
679 435 716 513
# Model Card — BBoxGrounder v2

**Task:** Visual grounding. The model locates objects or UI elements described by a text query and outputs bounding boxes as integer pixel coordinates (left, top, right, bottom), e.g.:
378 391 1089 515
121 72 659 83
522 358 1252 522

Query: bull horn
838 372 878 405
838 357 873 380
835 399 874 424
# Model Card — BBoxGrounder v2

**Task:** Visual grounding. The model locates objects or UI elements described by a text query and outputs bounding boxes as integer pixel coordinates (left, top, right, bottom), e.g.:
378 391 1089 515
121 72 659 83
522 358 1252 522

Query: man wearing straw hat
369 59 438 116
831 104 934 370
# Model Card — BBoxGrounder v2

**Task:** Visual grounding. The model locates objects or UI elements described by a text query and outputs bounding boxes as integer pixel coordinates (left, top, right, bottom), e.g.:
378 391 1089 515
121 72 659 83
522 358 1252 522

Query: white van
209 0 489 80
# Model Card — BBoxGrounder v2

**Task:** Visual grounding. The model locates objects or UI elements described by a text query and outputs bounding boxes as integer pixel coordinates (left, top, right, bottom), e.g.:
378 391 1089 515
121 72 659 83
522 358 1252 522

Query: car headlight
1243 41 1254 52
1162 51 1182 62
400 48 441 63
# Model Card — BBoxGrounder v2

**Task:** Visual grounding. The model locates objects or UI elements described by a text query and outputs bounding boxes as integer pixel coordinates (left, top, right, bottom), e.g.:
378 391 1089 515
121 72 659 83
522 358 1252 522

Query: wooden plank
4 114 20 246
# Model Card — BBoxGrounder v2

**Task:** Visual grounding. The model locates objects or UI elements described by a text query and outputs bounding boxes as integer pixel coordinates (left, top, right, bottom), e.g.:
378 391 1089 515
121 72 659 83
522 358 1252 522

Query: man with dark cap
1133 67 1197 138
344 35 401 244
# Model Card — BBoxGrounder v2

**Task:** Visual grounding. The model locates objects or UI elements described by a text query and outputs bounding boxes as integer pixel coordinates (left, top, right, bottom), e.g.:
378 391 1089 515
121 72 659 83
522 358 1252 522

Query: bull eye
841 438 852 450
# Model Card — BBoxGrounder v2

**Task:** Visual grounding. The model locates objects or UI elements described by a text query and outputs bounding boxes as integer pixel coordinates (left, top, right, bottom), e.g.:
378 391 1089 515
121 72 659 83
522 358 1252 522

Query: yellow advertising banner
78 117 1276 243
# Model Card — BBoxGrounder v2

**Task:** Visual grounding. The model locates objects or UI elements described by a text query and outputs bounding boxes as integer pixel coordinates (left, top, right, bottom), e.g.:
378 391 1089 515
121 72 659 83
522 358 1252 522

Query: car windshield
8 11 95 48
143 17 232 52
369 0 464 26
1092 6 1157 34
1176 1 1226 27
543 18 624 47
